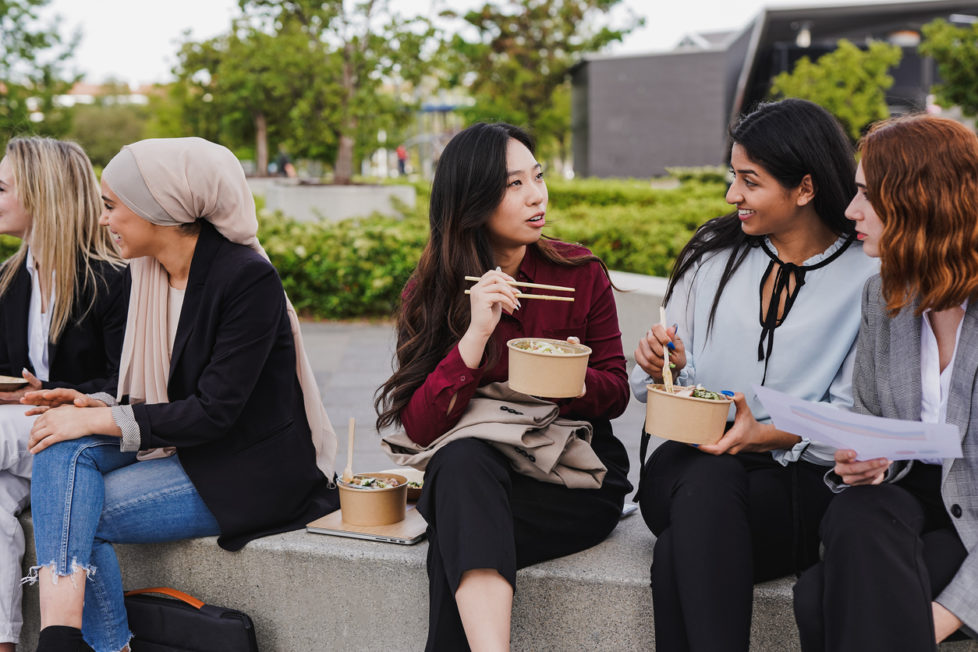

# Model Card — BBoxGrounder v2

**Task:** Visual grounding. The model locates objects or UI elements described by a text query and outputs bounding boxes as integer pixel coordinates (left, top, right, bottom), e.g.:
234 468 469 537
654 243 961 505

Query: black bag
124 587 260 652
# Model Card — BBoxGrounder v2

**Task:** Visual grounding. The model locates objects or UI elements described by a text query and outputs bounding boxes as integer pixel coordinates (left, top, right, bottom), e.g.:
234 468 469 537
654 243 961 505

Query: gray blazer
850 275 978 634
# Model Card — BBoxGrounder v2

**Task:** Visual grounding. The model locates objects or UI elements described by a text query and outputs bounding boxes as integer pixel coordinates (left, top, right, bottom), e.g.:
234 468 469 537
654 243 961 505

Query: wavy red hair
860 114 978 314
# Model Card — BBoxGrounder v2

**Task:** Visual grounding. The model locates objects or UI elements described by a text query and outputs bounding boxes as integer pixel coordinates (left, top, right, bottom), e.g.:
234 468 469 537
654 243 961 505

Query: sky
45 0 906 86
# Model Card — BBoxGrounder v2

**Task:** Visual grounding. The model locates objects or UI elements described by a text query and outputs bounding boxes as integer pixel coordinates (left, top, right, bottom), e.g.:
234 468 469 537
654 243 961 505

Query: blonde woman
0 137 126 651
23 137 337 652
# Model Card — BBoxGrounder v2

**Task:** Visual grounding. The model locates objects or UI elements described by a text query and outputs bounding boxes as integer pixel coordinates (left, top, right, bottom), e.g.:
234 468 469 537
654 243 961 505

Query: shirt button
951 504 963 518
460 375 466 382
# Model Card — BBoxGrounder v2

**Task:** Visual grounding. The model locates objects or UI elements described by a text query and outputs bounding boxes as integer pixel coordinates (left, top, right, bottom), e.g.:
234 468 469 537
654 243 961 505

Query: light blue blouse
629 236 880 465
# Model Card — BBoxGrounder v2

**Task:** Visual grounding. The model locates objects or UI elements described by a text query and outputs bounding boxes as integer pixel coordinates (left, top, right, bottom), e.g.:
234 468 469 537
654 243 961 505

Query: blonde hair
0 137 123 342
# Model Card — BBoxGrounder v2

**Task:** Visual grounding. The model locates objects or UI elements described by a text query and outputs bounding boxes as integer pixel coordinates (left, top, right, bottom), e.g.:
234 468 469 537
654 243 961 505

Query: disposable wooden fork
660 306 674 393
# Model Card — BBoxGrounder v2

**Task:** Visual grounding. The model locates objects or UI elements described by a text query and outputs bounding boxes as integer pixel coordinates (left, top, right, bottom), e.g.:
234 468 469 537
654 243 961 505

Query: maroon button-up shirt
400 241 629 446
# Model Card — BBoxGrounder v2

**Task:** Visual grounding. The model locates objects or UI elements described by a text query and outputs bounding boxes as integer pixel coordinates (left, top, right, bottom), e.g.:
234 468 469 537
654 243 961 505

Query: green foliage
545 178 729 277
66 103 149 167
0 236 20 261
0 0 77 140
442 0 643 158
769 39 902 141
258 209 428 318
665 166 728 184
172 0 434 182
919 19 978 117
259 178 730 318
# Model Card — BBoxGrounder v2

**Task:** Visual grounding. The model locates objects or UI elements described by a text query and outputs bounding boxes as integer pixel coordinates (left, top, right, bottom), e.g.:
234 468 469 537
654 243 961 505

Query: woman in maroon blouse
376 122 631 650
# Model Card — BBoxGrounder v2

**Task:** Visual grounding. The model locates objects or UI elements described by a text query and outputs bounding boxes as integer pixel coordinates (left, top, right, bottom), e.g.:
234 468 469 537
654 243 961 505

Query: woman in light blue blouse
631 99 879 652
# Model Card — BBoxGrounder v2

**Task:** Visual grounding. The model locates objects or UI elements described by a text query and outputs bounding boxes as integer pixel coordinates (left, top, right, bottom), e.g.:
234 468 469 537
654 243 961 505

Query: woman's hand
21 387 106 413
458 269 520 368
933 601 962 643
28 405 117 454
698 393 800 455
20 388 108 417
833 449 891 486
635 324 685 382
0 369 42 405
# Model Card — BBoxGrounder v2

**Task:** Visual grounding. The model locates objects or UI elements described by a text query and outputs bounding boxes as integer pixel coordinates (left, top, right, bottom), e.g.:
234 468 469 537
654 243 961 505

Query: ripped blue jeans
27 435 220 652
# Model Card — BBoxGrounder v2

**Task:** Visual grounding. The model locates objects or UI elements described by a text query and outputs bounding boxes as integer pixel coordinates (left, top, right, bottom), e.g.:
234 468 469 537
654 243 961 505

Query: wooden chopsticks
463 276 575 302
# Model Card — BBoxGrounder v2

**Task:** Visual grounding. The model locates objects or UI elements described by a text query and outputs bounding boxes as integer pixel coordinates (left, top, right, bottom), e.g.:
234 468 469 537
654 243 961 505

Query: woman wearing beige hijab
21 137 338 652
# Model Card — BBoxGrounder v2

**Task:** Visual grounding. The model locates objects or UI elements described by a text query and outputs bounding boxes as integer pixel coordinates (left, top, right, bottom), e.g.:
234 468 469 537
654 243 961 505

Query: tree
245 0 433 183
173 19 328 175
0 0 77 139
69 104 146 167
919 18 978 117
442 0 642 161
173 0 433 182
769 39 902 142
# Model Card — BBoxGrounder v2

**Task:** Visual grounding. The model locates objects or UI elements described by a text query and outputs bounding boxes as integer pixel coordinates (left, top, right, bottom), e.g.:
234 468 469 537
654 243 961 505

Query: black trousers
793 463 968 652
415 422 631 651
638 440 835 652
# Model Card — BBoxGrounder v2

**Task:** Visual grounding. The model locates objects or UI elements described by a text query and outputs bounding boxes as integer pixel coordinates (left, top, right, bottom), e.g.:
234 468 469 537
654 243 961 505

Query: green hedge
0 179 731 319
545 178 729 277
256 177 731 318
0 236 20 261
258 210 427 318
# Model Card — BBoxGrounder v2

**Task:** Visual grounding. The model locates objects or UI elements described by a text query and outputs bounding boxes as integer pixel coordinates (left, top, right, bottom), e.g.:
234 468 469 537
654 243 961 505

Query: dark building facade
571 0 978 177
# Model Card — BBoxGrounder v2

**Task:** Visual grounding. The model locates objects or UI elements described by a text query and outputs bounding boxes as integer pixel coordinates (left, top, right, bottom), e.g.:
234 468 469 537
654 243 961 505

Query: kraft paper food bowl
338 472 408 526
380 467 424 501
645 384 733 445
507 337 592 398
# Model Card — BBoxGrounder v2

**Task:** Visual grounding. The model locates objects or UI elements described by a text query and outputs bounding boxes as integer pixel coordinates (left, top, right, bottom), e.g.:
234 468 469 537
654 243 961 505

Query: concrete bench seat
18 511 977 651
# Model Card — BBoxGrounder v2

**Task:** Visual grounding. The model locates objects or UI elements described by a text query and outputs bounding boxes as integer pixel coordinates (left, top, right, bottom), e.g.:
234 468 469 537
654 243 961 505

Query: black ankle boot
36 626 95 651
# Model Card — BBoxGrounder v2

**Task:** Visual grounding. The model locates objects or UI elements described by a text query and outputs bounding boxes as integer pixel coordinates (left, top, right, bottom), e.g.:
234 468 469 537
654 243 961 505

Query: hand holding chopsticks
463 275 575 302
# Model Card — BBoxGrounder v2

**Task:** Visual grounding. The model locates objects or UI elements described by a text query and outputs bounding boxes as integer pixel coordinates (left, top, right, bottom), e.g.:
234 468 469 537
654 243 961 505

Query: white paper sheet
752 384 963 461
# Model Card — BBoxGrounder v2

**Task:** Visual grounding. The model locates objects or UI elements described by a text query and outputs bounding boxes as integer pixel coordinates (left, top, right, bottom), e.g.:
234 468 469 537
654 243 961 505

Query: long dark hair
664 98 856 333
375 122 607 431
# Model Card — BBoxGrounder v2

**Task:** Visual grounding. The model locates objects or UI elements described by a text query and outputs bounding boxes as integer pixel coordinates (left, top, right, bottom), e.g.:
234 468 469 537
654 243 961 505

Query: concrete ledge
16 511 978 651
247 179 416 222
610 270 667 361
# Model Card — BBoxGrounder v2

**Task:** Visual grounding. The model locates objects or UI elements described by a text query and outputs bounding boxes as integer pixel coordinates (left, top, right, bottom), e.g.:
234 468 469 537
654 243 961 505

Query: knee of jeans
33 437 105 475
32 439 80 474
21 558 95 588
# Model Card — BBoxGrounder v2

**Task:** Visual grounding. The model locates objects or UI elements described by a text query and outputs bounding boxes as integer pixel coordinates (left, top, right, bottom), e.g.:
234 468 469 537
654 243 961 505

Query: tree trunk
334 49 356 185
255 112 268 176
335 134 355 185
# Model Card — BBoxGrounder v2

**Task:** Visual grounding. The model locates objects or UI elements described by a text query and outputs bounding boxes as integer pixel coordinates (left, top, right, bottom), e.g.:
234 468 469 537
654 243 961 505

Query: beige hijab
101 137 336 479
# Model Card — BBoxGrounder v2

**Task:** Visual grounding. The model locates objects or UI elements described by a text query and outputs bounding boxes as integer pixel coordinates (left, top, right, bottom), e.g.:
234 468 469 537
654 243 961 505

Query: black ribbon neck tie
756 237 854 384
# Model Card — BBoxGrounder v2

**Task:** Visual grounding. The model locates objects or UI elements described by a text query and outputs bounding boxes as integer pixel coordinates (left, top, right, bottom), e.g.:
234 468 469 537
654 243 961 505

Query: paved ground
301 320 648 491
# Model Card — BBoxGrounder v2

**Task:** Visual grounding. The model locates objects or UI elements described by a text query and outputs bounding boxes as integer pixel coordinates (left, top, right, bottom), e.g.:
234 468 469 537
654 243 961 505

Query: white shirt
630 236 880 465
167 285 185 356
919 300 967 464
25 249 54 382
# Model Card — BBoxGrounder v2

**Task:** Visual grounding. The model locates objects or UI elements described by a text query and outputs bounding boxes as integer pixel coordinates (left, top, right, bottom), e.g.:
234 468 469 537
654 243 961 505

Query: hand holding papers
752 384 963 461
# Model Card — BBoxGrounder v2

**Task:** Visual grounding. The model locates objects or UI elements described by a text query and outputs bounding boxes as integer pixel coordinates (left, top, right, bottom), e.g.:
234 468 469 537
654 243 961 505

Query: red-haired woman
793 114 978 650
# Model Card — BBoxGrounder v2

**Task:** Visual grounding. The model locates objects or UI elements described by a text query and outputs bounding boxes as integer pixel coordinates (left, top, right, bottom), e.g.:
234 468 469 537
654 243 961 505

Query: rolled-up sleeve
113 405 141 452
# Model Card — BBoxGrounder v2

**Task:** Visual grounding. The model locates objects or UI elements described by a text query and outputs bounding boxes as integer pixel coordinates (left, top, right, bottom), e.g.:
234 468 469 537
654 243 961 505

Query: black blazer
127 223 337 550
0 256 127 394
